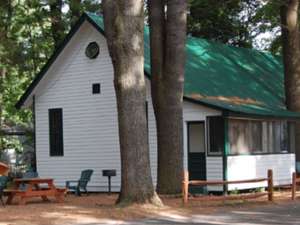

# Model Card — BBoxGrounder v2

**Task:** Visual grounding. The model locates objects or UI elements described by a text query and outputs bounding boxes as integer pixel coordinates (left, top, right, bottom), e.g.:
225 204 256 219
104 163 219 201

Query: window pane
189 123 205 153
262 122 269 152
49 108 64 156
267 122 274 153
208 117 224 154
229 119 262 154
262 121 292 153
289 122 296 153
280 121 288 152
250 121 262 152
229 120 249 154
273 121 281 153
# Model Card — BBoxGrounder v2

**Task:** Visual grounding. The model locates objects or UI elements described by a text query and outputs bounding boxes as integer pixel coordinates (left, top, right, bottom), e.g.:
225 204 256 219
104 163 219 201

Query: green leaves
187 0 282 52
0 1 101 153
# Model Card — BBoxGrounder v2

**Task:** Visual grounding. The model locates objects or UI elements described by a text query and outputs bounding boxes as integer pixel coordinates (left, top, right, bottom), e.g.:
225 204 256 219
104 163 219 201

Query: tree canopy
187 0 284 53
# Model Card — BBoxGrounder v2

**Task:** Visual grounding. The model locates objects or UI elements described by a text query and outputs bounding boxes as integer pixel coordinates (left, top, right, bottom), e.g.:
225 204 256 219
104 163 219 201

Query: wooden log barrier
291 172 300 200
182 169 273 205
267 169 273 201
182 170 189 205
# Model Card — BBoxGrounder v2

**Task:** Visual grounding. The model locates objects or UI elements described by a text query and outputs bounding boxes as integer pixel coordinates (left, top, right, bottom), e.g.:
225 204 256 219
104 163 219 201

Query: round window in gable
85 42 100 59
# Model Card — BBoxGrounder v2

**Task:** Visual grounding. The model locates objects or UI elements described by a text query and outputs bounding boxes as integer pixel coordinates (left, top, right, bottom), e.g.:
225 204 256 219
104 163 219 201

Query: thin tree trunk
0 1 10 153
102 0 162 205
49 0 65 48
148 0 187 194
0 68 5 152
281 0 300 162
69 0 82 26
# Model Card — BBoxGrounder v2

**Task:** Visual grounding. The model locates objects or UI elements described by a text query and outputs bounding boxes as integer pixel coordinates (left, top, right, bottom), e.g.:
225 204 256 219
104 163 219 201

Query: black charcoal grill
102 169 116 195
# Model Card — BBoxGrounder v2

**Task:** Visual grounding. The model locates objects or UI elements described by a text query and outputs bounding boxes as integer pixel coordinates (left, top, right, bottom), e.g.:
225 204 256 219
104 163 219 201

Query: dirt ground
0 190 298 225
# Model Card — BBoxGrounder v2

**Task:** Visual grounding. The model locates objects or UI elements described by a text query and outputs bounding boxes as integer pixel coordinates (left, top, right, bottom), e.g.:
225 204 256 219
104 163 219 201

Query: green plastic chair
66 169 93 196
0 176 8 206
23 171 39 178
20 171 39 191
296 162 300 174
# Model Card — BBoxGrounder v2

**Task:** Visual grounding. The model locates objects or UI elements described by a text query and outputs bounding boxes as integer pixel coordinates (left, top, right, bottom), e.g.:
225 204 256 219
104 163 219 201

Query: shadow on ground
1 194 300 225
128 202 300 225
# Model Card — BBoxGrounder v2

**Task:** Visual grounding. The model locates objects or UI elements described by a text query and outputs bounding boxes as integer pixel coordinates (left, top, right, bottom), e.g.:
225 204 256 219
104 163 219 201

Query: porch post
183 121 188 171
223 116 229 194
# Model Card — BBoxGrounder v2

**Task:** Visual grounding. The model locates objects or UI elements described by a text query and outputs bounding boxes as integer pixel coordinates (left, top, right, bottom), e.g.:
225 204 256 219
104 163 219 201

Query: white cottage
16 13 299 192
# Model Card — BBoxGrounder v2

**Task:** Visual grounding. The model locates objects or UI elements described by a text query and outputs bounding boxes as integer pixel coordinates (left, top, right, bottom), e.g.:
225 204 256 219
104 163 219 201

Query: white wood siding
182 101 223 189
206 157 223 191
182 101 221 169
227 154 295 190
35 21 121 191
145 78 158 185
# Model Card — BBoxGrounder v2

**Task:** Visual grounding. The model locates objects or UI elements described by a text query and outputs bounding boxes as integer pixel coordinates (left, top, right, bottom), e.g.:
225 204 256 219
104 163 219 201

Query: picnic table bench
5 178 66 205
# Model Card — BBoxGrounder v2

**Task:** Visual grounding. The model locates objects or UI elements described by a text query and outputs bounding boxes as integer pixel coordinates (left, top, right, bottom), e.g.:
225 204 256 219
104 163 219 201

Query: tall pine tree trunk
148 0 187 194
48 0 65 48
281 0 300 162
102 0 162 205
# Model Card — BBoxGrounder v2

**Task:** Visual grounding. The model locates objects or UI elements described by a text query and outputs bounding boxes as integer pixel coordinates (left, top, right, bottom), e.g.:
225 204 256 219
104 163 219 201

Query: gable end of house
15 13 105 109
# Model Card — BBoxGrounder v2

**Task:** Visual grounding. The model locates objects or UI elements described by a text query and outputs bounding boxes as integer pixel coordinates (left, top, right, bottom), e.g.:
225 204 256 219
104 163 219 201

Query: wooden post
182 170 189 205
292 172 296 200
267 169 273 201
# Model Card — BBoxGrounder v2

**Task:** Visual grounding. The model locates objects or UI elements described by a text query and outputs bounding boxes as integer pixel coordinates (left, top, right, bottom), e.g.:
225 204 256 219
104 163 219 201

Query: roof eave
184 96 300 120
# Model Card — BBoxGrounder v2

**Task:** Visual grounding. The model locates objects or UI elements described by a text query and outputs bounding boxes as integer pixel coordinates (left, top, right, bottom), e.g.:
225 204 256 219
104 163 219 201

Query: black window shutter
49 108 64 156
145 101 149 131
208 116 225 154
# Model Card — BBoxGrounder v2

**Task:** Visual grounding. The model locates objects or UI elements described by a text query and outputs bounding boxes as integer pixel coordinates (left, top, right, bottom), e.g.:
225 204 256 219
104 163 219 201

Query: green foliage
187 0 261 48
0 0 100 156
252 0 282 53
67 0 101 26
230 188 240 195
187 0 286 52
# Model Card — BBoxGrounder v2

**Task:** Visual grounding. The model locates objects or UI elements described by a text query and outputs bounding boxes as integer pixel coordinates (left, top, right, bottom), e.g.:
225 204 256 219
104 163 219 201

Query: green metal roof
86 13 300 118
17 12 300 119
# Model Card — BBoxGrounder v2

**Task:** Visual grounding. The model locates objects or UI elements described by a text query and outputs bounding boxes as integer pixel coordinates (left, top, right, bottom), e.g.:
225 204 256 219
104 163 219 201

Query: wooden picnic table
5 178 66 205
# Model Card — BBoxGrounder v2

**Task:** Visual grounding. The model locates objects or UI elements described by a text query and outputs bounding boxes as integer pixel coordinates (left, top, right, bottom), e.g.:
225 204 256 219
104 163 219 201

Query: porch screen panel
49 108 64 156
208 116 224 154
280 121 288 152
273 121 282 153
229 119 294 154
228 119 262 154
250 121 262 152
289 122 296 153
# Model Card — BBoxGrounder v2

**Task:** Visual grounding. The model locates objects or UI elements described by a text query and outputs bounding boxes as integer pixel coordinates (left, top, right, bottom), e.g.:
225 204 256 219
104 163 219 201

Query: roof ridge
85 12 280 59
15 12 300 119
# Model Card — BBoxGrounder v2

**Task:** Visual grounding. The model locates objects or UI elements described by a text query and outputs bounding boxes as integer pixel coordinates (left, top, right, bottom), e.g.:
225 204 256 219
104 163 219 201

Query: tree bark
69 0 82 26
148 0 187 194
102 0 162 205
281 0 300 162
0 1 10 153
48 0 65 48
